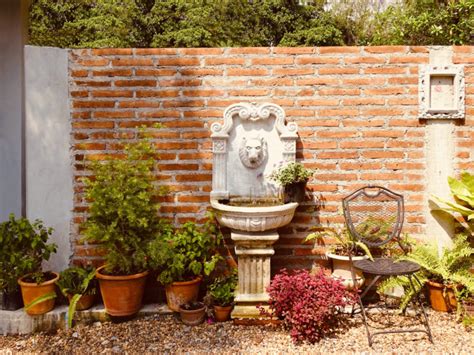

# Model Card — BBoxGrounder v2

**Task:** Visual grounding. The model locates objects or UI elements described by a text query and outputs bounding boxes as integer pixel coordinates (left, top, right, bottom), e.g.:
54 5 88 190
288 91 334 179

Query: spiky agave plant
378 234 474 314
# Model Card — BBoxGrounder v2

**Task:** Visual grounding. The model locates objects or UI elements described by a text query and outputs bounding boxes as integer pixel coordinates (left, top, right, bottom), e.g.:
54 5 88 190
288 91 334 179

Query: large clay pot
18 272 59 315
326 252 368 290
214 304 233 322
96 266 148 317
67 293 95 311
165 277 201 312
179 302 206 326
427 280 457 312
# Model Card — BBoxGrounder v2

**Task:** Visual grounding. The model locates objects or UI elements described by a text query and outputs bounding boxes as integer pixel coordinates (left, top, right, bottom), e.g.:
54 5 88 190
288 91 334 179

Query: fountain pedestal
231 231 277 318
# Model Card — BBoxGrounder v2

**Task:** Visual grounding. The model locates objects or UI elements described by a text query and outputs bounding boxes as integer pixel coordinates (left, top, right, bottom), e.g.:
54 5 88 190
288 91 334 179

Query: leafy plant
262 269 355 344
149 214 223 285
304 224 372 258
378 234 474 313
0 214 57 292
56 266 97 328
269 162 313 187
208 269 237 307
432 171 474 232
82 127 169 275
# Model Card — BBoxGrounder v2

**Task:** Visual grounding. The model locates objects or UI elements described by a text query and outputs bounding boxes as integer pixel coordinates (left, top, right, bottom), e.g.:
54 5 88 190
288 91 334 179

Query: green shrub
149 215 222 285
82 128 169 275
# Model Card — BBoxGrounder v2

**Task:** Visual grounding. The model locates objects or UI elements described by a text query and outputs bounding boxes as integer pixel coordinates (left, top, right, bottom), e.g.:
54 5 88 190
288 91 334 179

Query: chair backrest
342 185 404 248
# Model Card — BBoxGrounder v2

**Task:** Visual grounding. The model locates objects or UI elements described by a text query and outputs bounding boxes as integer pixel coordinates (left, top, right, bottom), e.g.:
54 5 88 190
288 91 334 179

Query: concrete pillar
24 46 72 271
0 0 28 219
424 47 456 247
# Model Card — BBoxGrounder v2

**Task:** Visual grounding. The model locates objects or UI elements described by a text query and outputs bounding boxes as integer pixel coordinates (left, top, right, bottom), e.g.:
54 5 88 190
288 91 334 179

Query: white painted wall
0 0 27 220
24 46 72 271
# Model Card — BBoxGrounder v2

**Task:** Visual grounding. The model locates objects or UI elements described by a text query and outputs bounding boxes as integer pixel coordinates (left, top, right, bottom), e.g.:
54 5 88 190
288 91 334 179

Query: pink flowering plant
262 269 356 343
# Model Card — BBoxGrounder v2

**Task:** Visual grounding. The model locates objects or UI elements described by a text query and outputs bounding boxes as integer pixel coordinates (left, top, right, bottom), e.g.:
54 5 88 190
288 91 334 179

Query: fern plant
378 234 474 313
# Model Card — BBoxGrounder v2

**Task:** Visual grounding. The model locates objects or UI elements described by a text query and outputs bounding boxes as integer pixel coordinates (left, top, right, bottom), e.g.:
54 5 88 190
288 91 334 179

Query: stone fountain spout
210 102 299 318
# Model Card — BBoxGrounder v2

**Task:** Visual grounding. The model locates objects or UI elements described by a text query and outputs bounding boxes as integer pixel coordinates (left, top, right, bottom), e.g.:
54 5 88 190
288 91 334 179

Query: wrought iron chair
342 185 433 347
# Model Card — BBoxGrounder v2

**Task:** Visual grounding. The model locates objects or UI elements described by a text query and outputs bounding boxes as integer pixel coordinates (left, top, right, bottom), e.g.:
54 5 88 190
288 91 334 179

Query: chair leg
410 274 434 343
349 263 374 346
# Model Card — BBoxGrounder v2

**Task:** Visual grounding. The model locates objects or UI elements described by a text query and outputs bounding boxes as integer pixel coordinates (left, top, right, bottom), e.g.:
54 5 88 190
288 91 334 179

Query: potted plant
399 234 474 313
303 224 372 289
149 214 222 312
269 161 313 203
0 214 58 314
56 265 97 328
82 129 169 317
208 269 237 322
178 301 207 326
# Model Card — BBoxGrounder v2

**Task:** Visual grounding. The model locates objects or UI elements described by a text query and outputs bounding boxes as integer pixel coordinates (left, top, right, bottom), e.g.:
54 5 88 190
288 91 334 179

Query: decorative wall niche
419 65 465 120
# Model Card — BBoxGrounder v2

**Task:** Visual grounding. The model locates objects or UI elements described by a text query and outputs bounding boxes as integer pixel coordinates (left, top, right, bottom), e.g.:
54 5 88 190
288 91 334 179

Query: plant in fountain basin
268 161 314 203
82 126 170 316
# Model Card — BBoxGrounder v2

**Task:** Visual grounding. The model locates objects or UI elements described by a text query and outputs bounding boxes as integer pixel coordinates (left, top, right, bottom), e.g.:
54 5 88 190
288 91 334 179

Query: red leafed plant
262 269 356 343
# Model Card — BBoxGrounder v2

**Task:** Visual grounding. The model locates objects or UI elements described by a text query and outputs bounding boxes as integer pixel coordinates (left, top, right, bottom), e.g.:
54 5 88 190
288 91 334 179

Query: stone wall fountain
210 102 299 318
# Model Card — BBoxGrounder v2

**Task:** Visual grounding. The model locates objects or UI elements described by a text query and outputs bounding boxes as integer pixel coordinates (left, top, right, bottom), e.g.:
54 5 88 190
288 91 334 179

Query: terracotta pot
326 252 368 290
283 181 307 203
18 272 59 315
165 277 201 312
179 303 206 325
427 280 457 312
67 293 95 311
96 266 148 317
0 289 23 311
214 304 233 322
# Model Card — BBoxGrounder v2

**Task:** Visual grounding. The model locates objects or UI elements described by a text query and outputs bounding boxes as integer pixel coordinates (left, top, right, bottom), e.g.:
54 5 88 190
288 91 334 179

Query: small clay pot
165 277 202 312
214 304 233 322
96 266 148 317
179 302 206 326
427 280 457 312
18 272 59 315
67 293 95 311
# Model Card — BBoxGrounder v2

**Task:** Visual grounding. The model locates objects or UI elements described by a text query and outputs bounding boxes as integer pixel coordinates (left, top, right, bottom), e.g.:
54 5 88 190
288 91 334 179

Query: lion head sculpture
239 136 268 169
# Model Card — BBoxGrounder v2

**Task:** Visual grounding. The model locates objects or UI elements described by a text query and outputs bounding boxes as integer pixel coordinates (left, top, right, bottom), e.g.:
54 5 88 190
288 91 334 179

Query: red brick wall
69 46 474 271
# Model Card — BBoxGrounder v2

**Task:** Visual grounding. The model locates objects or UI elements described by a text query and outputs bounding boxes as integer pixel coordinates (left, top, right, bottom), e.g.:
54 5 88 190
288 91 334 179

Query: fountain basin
210 199 298 232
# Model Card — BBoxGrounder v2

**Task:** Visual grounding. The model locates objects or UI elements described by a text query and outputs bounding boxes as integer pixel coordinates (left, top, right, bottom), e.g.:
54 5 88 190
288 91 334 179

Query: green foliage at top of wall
28 0 473 48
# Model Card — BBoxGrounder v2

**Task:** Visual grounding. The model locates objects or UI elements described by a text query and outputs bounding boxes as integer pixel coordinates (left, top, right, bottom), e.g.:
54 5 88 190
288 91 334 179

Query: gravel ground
0 310 472 354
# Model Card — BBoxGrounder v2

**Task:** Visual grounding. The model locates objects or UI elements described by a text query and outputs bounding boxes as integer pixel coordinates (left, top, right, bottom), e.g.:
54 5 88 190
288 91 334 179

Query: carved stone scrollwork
212 102 298 138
